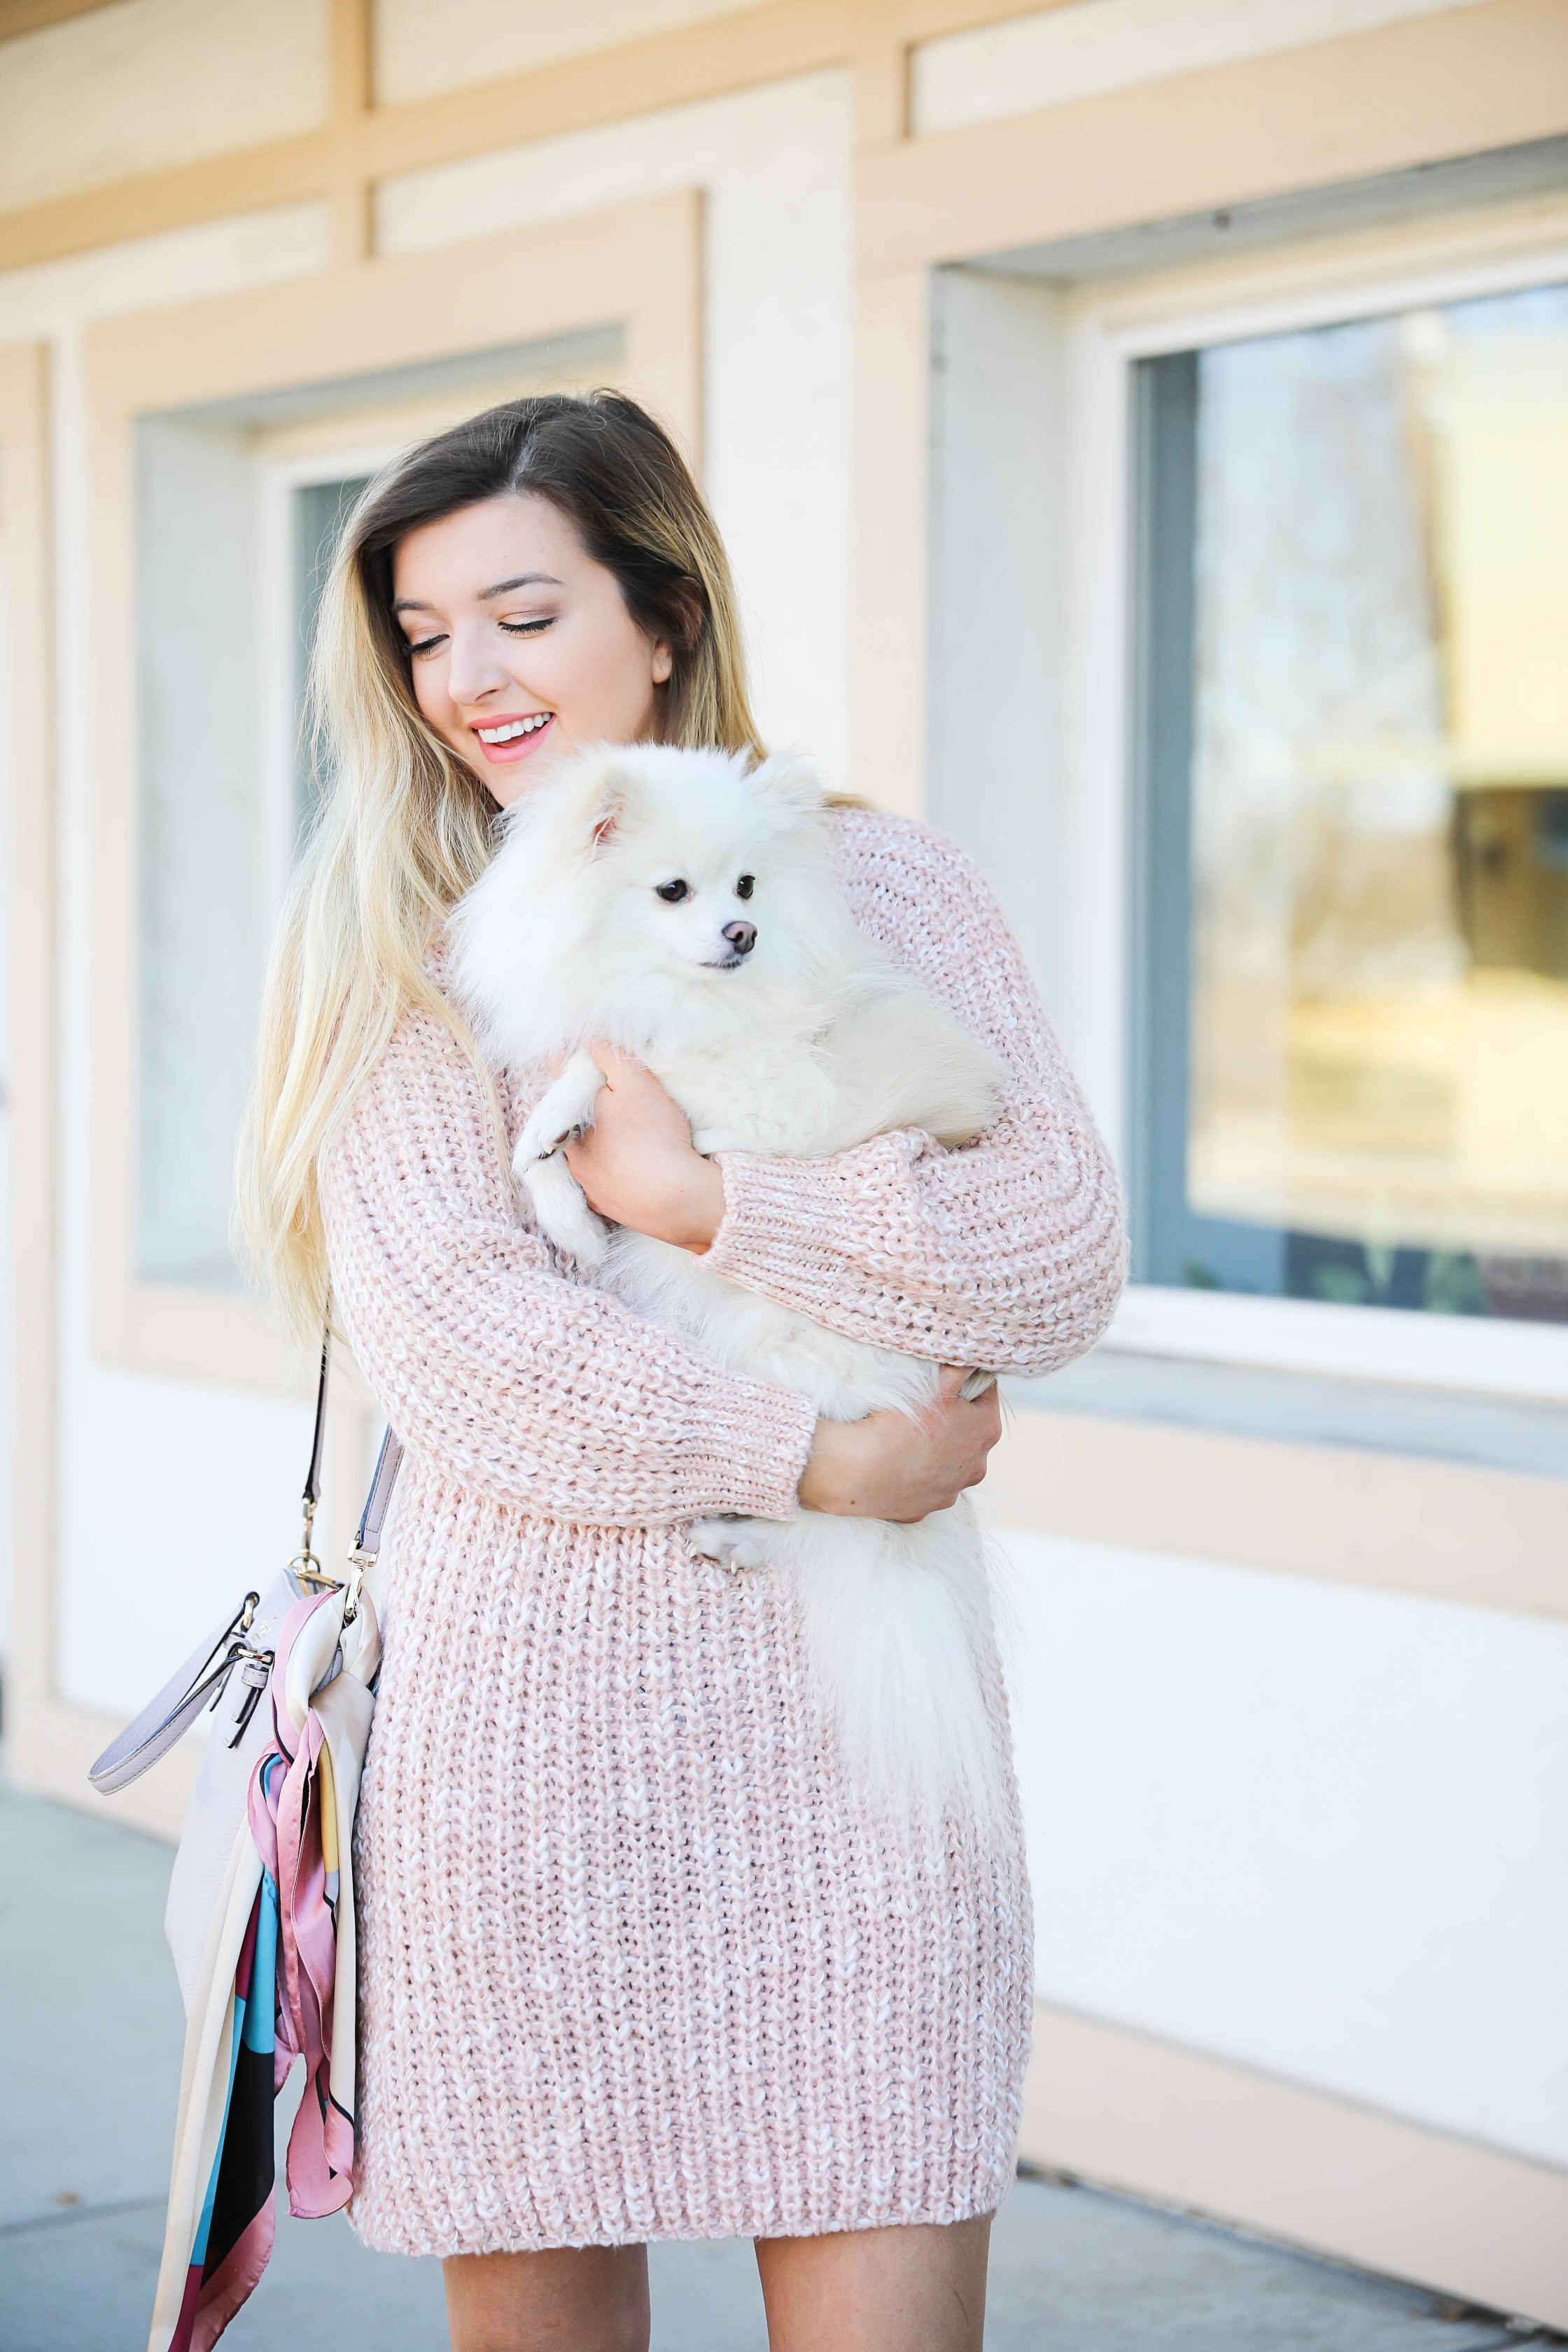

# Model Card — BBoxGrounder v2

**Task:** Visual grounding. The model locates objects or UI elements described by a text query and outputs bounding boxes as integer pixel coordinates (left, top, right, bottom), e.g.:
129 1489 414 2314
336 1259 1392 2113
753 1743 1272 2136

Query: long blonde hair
236 390 766 1343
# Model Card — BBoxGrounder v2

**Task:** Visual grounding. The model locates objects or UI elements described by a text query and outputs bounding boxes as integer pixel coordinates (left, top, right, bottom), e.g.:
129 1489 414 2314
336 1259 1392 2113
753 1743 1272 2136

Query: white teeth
477 715 550 743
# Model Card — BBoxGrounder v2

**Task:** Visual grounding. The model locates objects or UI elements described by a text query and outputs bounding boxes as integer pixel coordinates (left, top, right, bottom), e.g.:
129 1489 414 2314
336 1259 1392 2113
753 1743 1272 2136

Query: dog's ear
559 750 640 854
589 796 622 850
746 752 825 817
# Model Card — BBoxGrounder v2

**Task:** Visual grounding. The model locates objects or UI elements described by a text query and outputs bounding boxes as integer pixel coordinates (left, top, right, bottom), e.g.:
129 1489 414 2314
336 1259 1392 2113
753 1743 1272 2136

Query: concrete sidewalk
0 1780 1550 2352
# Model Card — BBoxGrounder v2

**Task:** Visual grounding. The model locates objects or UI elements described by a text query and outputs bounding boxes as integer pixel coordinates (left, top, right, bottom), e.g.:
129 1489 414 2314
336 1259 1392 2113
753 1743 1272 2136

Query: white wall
1002 1523 1568 2169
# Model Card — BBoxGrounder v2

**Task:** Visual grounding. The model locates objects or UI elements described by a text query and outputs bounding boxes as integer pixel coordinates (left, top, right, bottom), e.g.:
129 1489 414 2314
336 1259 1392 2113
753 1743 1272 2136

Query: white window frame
1059 215 1568 1406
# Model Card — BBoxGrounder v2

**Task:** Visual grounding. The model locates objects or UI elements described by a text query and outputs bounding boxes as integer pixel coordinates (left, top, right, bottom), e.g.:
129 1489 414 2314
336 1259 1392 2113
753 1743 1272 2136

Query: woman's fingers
798 1372 1003 1520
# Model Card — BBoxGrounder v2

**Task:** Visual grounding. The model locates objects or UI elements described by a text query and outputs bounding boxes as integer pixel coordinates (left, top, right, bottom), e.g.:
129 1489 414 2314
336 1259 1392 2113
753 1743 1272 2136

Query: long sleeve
320 991 816 1525
704 811 1127 1378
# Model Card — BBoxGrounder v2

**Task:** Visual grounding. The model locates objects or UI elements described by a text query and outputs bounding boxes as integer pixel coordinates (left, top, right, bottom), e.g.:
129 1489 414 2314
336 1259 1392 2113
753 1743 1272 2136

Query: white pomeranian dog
449 742 1012 1826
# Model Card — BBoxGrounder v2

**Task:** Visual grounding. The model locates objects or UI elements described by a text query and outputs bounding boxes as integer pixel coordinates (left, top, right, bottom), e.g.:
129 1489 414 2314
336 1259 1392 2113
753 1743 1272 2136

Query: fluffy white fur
448 743 1011 1826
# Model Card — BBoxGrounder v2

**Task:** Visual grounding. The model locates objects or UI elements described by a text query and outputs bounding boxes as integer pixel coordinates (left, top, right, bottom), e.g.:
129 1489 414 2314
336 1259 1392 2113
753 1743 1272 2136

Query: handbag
89 1330 403 2352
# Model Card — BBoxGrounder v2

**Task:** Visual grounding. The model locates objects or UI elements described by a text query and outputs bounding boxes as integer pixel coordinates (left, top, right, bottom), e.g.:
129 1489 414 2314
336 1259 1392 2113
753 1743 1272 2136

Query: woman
239 391 1124 2352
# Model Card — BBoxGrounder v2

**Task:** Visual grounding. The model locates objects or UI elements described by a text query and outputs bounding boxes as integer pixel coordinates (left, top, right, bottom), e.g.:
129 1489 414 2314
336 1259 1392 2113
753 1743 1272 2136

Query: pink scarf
246 1592 356 2218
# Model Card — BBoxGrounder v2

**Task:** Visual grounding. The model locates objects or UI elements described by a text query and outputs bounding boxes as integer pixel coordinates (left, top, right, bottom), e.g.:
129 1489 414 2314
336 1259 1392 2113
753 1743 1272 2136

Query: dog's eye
735 874 755 902
656 879 690 904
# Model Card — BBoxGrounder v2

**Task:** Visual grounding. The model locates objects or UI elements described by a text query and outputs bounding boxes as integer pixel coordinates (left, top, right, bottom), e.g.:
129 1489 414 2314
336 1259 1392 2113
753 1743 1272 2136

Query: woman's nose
446 622 515 706
722 921 757 955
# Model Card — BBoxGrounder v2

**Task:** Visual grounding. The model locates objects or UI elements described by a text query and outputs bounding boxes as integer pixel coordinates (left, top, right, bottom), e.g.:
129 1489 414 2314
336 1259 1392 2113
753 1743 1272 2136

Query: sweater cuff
706 1138 910 1296
694 1371 817 1521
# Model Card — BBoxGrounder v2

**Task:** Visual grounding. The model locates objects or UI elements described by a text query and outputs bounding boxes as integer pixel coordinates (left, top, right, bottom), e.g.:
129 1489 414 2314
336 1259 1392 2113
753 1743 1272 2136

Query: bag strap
295 1310 404 1592
354 1425 405 1564
88 1315 406 1796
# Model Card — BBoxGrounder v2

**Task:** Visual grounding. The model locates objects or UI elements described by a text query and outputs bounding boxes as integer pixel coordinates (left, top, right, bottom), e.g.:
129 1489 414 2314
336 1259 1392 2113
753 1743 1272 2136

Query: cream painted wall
0 0 329 216
1000 1524 1568 2169
374 0 780 106
376 69 854 788
0 203 338 1712
911 0 1494 137
0 200 337 1686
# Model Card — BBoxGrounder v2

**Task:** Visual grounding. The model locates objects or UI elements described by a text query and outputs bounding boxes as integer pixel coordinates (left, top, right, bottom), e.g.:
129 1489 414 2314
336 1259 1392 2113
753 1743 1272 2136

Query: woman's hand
797 1368 1002 1521
561 1044 725 1252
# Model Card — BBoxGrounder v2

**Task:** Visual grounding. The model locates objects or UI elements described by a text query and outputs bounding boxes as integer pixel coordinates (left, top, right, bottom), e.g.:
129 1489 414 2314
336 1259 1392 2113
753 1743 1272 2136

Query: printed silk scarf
152 1583 379 2352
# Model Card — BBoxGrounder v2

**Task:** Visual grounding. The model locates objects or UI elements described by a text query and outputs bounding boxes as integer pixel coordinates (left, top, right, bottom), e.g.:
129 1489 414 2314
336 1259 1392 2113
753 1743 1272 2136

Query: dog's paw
687 1516 775 1575
517 1105 575 1163
520 1152 608 1269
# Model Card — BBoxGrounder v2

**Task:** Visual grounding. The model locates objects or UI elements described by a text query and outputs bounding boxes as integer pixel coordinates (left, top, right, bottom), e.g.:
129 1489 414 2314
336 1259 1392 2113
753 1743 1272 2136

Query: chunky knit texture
321 811 1126 2255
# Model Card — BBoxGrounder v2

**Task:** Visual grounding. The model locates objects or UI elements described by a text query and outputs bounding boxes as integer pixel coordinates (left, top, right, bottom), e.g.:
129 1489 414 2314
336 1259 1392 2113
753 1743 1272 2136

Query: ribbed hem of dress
347 2161 1020 2259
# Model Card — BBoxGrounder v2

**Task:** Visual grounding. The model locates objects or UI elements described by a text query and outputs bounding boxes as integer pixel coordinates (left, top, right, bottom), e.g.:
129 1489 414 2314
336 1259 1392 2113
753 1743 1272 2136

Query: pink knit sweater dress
321 810 1125 2255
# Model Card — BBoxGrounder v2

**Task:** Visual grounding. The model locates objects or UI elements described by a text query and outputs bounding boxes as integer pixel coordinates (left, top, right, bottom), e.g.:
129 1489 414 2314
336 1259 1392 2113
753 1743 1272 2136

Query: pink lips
470 713 554 765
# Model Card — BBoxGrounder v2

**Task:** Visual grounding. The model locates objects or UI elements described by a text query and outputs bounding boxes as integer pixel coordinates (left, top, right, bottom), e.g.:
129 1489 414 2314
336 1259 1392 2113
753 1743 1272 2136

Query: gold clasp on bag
290 1493 337 1594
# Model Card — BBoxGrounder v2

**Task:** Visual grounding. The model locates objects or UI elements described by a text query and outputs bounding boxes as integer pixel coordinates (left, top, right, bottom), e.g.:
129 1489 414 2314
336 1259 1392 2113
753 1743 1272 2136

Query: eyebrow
391 570 564 615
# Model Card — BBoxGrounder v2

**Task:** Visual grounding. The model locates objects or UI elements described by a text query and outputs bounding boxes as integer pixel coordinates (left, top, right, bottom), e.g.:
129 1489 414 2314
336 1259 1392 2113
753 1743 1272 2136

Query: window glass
1133 284 1568 1322
135 461 365 1286
293 475 369 841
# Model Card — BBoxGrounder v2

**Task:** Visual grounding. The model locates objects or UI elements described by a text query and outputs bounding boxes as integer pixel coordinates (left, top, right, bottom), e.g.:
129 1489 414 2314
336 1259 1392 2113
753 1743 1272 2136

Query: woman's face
392 492 672 807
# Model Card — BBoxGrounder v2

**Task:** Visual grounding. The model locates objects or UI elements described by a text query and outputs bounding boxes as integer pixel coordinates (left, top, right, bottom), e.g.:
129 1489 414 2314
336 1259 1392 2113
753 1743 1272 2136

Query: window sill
1102 1283 1568 1407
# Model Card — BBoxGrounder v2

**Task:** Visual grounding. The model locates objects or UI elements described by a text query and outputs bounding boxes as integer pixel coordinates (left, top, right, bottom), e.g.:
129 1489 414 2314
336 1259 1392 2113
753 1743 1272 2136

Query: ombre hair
236 390 766 1343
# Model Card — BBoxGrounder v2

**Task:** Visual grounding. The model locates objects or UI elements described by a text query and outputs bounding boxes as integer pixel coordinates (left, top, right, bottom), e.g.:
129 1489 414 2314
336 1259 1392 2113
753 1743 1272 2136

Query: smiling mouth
474 713 552 747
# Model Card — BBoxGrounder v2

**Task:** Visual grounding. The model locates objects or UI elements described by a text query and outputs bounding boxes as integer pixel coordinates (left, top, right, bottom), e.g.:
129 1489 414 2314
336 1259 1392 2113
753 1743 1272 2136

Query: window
134 451 368 1288
291 474 370 841
1131 283 1568 1325
130 326 622 1292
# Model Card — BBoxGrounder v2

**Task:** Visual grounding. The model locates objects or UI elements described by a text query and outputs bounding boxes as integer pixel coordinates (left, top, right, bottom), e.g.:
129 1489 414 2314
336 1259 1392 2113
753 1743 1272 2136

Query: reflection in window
293 476 368 841
135 463 365 1287
1133 284 1568 1322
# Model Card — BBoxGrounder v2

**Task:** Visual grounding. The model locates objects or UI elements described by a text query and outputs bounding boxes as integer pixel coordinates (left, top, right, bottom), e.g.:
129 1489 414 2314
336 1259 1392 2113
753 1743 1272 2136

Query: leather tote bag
88 1337 403 2352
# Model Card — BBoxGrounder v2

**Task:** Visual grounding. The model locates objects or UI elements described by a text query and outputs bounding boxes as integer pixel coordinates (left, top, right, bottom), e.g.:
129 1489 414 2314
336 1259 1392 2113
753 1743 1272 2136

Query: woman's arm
321 993 817 1527
707 815 1126 1374
568 815 1126 1379
322 987 1004 1525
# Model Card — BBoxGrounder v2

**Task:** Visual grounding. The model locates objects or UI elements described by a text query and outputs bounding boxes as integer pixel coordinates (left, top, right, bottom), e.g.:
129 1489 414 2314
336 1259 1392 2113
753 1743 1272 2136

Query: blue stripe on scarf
190 1872 279 2266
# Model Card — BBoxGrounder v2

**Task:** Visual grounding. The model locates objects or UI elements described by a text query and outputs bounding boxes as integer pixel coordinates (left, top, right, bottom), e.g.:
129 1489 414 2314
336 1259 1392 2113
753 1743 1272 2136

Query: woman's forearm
323 1004 814 1528
798 1372 1002 1520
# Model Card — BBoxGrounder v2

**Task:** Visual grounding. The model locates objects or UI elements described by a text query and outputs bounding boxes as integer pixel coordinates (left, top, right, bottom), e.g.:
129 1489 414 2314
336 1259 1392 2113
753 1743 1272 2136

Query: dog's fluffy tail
778 1501 1007 1836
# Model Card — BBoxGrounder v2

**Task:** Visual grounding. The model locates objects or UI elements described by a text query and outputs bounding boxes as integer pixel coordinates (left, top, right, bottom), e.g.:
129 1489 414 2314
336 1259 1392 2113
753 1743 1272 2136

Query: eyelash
404 616 554 659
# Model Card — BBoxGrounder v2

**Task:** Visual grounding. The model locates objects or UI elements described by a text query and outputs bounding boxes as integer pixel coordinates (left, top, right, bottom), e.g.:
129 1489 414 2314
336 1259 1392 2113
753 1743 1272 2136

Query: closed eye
736 874 755 900
656 879 690 904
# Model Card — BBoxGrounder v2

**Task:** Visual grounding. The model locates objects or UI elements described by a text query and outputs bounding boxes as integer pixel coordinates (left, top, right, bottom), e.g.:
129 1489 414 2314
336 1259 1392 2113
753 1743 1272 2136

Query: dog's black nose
722 920 757 956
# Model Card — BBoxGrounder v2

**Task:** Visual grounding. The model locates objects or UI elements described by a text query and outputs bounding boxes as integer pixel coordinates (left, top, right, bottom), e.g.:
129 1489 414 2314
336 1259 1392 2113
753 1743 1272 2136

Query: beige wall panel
0 0 853 274
374 0 781 106
911 0 1492 136
1023 2003 1568 2331
981 1405 1568 1618
0 0 330 217
0 203 333 343
851 262 928 818
860 0 1568 269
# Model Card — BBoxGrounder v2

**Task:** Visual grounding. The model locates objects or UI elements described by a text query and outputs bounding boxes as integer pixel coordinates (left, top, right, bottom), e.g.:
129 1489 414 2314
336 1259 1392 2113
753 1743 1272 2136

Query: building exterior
1 0 1564 2324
